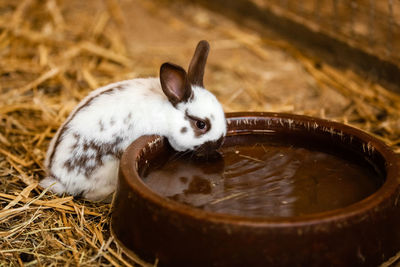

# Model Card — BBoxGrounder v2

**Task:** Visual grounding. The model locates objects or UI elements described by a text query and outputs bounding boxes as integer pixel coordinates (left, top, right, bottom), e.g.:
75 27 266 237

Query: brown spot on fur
64 153 93 174
48 172 61 182
84 165 96 177
115 149 124 159
83 143 90 150
181 127 187 133
99 120 105 131
70 139 79 151
95 151 103 166
62 133 125 177
110 117 116 126
123 112 132 124
78 154 91 166
48 85 126 170
63 159 74 172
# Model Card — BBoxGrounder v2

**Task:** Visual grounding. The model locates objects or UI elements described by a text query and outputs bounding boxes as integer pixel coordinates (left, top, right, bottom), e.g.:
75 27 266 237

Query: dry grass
0 0 399 266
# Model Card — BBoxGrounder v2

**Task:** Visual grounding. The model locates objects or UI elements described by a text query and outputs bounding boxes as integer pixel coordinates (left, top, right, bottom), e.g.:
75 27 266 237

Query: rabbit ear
160 63 192 106
188 40 210 87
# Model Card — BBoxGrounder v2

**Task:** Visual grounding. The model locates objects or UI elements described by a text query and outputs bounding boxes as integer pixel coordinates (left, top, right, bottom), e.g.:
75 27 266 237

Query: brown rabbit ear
160 63 192 106
188 40 210 87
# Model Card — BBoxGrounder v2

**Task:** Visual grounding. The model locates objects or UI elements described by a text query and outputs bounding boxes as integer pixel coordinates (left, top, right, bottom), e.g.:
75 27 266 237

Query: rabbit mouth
193 150 223 161
193 136 224 158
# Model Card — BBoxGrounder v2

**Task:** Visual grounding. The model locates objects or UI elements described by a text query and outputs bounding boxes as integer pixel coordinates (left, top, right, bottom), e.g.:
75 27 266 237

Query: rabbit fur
40 40 226 201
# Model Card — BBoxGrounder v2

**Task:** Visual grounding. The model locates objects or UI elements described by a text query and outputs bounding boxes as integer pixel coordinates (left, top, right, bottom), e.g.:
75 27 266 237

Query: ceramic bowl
111 112 400 266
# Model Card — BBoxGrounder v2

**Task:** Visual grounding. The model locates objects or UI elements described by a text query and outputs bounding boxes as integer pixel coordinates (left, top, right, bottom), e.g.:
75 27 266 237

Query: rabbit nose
194 136 224 158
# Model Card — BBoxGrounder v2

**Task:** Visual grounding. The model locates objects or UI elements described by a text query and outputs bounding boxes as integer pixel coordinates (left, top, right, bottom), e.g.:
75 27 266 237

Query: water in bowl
142 135 382 217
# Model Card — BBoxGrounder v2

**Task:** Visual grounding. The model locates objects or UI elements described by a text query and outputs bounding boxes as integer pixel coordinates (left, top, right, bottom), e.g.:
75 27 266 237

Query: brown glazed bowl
111 112 400 266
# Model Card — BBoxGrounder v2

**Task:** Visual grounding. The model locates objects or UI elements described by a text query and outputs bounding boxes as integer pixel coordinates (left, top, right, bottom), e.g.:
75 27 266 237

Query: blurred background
1 0 400 265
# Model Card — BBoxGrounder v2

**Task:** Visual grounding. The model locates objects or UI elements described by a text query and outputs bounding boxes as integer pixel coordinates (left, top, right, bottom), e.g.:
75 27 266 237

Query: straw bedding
0 0 399 265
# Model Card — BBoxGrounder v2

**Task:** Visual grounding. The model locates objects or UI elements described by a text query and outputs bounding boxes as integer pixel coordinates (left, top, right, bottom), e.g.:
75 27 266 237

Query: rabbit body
40 41 227 201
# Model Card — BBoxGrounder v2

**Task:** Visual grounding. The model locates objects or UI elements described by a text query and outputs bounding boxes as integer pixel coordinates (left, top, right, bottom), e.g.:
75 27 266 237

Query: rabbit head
160 40 226 154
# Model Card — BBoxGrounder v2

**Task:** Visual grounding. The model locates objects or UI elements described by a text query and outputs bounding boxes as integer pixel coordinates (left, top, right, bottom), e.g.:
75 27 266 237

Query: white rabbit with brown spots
40 40 226 201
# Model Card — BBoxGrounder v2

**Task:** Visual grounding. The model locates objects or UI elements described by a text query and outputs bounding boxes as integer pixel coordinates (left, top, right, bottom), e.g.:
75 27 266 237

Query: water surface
143 139 381 217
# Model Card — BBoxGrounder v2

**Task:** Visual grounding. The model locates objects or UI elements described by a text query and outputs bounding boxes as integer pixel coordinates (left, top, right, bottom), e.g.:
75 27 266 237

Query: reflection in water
143 143 381 218
144 154 225 208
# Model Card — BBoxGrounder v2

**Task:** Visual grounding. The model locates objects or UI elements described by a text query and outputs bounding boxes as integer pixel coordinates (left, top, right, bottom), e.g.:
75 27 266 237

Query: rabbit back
43 78 171 200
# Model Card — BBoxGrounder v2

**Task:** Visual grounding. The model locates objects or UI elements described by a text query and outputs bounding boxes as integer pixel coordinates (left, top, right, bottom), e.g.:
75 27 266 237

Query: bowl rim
119 112 400 228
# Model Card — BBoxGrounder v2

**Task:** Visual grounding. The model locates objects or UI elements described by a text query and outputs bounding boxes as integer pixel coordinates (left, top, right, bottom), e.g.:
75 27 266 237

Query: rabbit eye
196 120 206 129
185 110 211 136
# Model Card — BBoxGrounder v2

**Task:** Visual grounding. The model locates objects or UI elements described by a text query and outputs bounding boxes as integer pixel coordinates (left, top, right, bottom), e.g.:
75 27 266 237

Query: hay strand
1 0 399 266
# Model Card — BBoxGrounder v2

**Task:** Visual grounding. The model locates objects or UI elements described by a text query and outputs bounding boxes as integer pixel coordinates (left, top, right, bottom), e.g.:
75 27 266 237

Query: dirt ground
118 0 349 115
1 0 400 265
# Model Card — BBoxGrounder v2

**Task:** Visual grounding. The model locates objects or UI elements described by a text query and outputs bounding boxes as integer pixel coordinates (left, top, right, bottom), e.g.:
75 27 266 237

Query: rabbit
40 40 227 201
